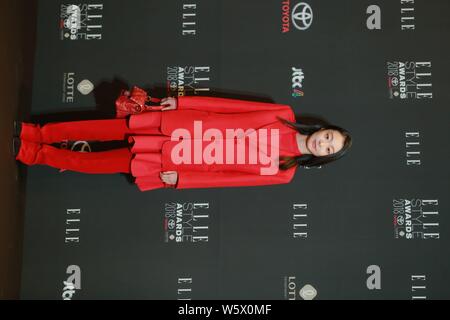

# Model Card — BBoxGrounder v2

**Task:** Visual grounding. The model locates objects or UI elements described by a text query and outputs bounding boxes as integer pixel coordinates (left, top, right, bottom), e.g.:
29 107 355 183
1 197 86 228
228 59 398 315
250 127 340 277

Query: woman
13 95 352 191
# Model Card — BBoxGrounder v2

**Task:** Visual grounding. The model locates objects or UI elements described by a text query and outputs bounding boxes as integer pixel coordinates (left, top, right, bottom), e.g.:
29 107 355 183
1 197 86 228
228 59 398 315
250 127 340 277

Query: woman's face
306 129 346 157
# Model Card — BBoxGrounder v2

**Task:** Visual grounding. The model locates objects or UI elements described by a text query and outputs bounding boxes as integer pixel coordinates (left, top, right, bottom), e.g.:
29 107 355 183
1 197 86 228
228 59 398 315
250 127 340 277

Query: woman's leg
20 112 164 143
19 118 133 144
16 140 132 174
16 113 163 177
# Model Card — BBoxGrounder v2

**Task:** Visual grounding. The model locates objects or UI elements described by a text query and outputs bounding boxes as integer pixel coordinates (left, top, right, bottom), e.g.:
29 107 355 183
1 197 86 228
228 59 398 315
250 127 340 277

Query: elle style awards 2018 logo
393 198 439 240
164 202 210 244
166 66 211 96
386 61 432 99
60 4 103 40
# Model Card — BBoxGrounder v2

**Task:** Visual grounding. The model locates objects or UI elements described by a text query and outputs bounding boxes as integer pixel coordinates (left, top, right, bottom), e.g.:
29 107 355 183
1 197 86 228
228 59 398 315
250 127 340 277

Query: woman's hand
160 171 178 185
160 97 177 111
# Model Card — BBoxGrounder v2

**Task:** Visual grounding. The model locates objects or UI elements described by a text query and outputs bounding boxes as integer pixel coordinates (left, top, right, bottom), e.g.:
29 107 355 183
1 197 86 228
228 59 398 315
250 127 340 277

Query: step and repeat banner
21 0 450 299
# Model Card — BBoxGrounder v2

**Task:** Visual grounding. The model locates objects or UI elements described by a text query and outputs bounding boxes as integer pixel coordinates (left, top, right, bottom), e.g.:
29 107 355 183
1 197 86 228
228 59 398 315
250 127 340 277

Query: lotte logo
292 3 313 30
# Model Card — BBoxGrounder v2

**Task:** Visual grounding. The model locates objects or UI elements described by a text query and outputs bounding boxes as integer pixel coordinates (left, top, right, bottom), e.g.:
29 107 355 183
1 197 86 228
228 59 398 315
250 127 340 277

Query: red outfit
16 96 301 191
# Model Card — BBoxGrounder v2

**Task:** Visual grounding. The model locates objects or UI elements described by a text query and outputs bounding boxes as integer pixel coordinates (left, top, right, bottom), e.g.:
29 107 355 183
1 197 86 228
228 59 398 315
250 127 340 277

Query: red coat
131 96 301 189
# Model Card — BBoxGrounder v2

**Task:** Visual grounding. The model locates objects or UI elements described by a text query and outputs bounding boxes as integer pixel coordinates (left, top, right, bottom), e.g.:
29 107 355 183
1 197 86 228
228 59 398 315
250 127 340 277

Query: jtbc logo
291 67 305 97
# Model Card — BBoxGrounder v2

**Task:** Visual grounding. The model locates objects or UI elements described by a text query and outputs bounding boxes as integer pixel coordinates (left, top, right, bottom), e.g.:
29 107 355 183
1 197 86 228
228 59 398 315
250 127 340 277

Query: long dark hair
277 116 353 170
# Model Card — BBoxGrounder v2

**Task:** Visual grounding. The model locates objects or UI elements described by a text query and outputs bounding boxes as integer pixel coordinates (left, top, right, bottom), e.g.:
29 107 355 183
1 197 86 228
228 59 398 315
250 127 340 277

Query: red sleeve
175 169 296 189
177 96 292 114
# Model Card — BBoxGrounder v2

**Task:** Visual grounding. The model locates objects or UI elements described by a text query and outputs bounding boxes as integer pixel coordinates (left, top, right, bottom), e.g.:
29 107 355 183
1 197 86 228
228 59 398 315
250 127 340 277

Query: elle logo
182 3 197 36
178 277 192 300
292 204 308 239
405 132 421 166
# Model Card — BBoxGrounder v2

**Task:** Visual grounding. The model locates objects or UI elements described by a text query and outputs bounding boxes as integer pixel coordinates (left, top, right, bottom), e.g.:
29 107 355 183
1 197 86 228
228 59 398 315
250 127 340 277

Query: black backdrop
20 0 450 299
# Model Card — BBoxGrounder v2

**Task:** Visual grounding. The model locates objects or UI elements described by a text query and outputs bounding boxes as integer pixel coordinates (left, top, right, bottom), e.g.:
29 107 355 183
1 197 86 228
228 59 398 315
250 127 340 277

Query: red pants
16 117 161 175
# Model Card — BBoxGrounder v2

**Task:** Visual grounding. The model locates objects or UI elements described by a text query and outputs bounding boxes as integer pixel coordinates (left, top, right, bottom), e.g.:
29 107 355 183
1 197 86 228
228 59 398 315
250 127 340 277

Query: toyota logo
71 141 92 153
168 219 176 230
396 215 405 226
391 77 399 87
292 3 313 31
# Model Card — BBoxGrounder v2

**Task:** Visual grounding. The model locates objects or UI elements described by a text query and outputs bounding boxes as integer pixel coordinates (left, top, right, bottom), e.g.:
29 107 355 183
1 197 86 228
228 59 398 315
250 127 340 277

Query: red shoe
14 139 41 165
